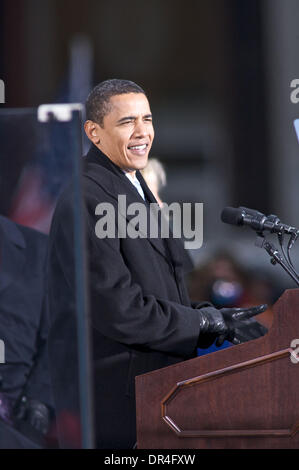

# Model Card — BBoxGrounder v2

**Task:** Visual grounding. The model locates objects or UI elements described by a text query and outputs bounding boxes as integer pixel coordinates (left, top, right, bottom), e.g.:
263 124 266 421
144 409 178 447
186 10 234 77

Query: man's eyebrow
116 114 152 124
117 116 135 124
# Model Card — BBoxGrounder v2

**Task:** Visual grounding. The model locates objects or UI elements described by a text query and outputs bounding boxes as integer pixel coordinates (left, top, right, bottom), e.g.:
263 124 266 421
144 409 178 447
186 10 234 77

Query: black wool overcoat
47 145 210 449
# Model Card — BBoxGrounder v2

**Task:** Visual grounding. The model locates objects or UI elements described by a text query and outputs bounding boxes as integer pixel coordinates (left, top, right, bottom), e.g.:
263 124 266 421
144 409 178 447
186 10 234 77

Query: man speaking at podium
47 79 267 449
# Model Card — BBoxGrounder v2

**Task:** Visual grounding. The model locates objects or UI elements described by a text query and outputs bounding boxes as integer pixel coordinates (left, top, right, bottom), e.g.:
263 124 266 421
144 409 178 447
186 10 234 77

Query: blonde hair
141 158 166 192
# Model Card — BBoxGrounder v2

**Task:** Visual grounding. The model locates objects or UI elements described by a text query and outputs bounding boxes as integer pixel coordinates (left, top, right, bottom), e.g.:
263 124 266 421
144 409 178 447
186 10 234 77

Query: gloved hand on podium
197 304 268 347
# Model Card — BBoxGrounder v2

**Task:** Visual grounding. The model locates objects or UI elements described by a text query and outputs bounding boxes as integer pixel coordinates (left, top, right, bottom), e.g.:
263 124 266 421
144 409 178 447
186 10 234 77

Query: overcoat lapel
83 146 175 264
137 170 185 270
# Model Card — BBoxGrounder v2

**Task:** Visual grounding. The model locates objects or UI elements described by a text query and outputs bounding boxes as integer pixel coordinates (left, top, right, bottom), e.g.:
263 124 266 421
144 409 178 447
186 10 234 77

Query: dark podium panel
136 289 299 449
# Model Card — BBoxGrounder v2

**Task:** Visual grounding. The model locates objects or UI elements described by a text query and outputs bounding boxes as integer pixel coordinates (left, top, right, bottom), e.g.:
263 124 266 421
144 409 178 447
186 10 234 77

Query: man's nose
133 120 147 138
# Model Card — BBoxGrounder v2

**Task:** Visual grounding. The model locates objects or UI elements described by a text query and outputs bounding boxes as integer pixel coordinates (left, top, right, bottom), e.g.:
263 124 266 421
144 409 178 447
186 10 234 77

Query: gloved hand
14 396 50 435
197 304 268 347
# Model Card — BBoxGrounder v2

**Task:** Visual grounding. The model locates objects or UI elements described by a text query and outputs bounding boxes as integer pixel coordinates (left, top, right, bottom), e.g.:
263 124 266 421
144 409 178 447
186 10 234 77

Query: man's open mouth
128 144 148 151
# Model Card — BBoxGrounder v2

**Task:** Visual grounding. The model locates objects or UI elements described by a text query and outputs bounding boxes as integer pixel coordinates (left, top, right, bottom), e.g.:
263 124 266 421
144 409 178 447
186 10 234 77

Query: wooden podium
135 289 299 449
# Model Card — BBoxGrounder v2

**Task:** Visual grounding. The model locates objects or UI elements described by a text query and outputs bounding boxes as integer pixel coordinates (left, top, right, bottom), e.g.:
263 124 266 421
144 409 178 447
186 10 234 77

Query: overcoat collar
82 145 183 268
0 215 26 294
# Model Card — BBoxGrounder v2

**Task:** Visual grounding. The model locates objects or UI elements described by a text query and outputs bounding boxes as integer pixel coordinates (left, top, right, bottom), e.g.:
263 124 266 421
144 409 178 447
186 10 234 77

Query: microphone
221 206 299 235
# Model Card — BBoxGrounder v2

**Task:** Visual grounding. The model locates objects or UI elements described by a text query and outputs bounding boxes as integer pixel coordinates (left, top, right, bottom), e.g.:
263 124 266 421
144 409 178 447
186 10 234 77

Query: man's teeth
129 145 147 150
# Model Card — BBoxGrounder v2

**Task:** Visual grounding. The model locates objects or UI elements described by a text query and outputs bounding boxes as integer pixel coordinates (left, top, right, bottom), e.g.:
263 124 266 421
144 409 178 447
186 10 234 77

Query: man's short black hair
85 79 146 127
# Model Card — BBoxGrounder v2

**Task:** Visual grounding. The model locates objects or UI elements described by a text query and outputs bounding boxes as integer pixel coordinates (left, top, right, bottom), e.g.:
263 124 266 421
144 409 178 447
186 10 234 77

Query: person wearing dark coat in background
47 79 267 449
0 215 53 448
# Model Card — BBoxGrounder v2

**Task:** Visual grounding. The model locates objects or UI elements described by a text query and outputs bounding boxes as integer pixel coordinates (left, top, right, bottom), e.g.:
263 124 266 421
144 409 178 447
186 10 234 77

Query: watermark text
95 196 203 250
0 340 5 364
290 339 299 364
290 79 299 104
0 79 5 103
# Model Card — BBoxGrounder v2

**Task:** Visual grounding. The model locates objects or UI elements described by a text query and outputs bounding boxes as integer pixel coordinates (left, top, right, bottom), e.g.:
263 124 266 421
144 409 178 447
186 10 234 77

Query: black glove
198 304 268 347
14 396 50 435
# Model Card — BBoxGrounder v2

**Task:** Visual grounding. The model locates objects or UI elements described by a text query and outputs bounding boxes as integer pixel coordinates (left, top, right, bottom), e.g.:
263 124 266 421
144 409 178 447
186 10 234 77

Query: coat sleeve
50 192 212 359
23 278 54 409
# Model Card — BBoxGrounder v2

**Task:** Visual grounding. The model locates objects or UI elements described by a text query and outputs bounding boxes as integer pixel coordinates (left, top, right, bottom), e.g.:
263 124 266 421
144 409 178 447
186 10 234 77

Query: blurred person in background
188 250 278 330
0 215 54 448
141 157 166 208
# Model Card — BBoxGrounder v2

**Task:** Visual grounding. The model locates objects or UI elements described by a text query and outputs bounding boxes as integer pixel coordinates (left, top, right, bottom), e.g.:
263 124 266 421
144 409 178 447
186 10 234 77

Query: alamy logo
95 196 203 250
290 339 299 364
0 79 5 103
290 79 299 104
0 340 5 364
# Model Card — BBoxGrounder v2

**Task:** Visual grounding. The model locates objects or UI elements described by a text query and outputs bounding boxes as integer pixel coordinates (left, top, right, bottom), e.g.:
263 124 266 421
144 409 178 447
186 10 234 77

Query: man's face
92 93 154 174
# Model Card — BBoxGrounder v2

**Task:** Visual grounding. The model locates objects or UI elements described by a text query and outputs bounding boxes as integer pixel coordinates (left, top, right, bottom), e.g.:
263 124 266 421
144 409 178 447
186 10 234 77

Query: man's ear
84 120 101 145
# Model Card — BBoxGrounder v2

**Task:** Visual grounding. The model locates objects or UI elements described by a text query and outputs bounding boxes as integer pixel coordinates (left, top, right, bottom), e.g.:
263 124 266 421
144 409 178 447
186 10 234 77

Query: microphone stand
255 236 299 287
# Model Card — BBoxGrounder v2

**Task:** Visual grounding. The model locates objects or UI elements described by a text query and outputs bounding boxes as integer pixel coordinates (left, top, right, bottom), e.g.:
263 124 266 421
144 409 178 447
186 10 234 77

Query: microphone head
221 207 244 226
